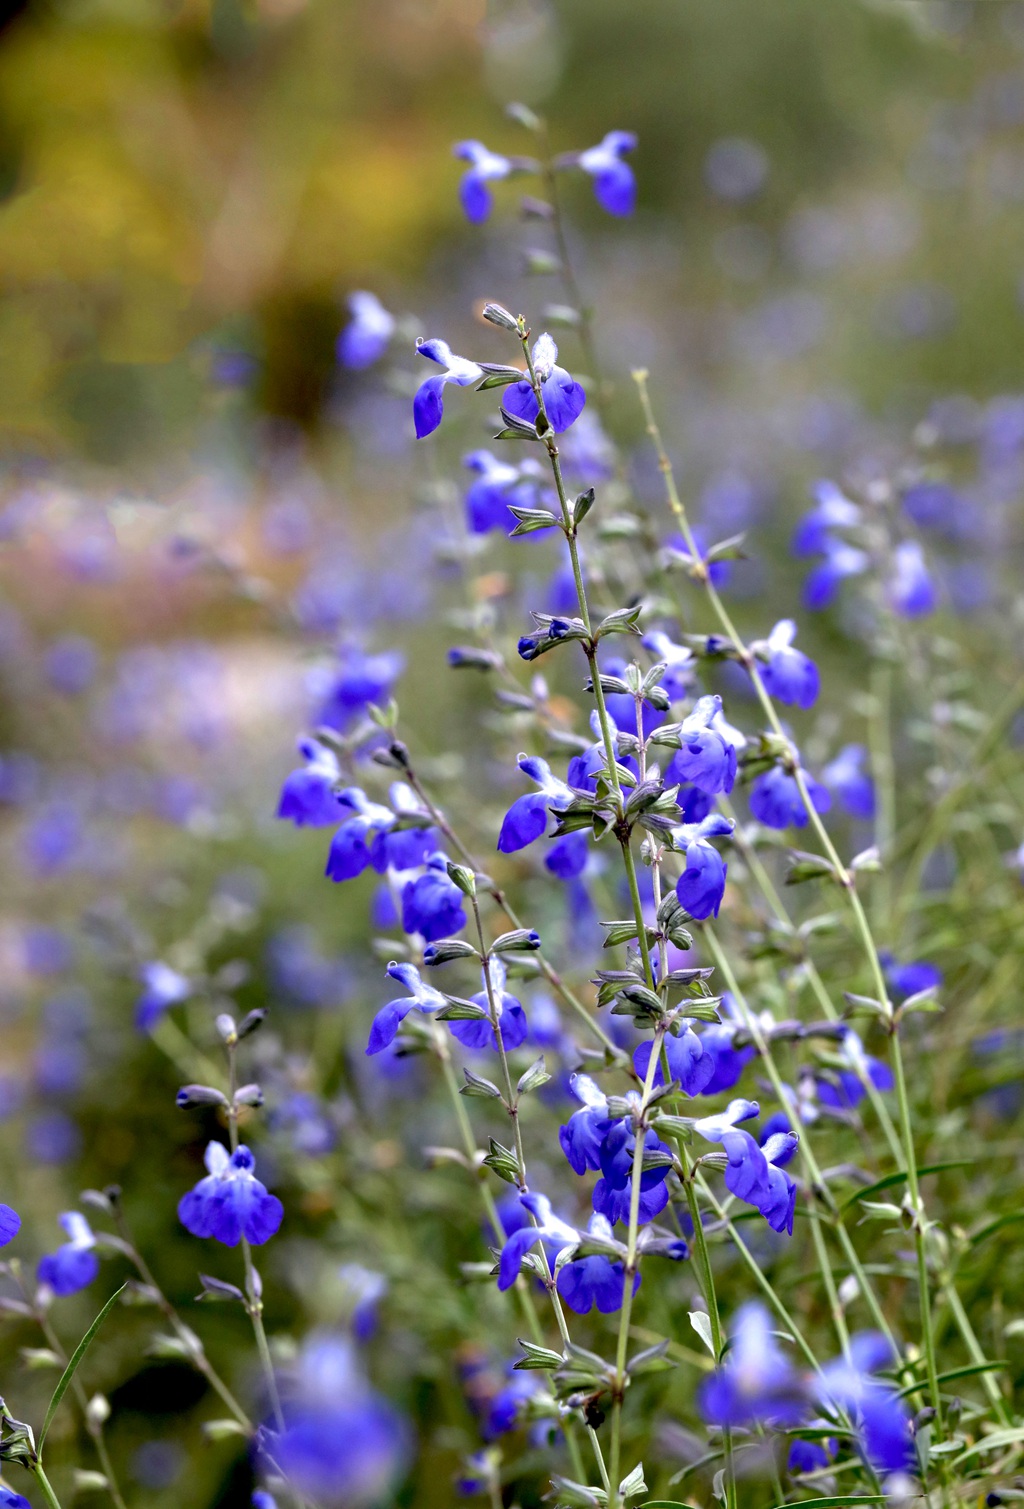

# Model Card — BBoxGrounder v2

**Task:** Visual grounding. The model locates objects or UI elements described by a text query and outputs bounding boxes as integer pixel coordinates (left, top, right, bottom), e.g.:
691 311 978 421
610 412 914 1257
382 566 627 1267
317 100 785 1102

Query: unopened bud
214 1014 237 1045
176 1085 228 1109
482 303 519 332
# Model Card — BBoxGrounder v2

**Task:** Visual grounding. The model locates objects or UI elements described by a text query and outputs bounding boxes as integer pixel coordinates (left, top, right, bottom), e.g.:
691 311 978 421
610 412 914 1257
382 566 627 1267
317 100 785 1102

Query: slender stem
31 1464 64 1509
36 1314 128 1509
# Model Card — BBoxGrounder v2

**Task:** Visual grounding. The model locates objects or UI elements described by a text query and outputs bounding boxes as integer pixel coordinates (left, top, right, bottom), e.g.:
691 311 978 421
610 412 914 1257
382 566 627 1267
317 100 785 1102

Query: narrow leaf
39 1284 126 1451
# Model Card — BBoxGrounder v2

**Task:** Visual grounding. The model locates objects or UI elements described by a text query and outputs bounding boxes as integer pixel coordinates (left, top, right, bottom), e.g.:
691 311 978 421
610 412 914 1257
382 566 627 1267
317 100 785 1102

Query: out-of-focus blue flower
887 540 936 617
38 1212 99 1296
545 830 589 879
814 1334 915 1475
559 409 616 484
337 292 395 370
401 853 467 942
792 481 860 557
463 450 544 534
815 1029 893 1111
673 811 733 920
666 695 738 795
272 1334 410 1506
366 962 446 1054
26 1110 81 1164
788 1437 832 1474
448 957 528 1053
699 1302 805 1427
503 334 586 434
822 744 875 820
453 140 514 222
498 754 574 853
178 1143 283 1247
576 130 638 216
0 1203 20 1246
45 634 98 696
881 953 942 999
759 620 819 709
277 739 342 827
641 630 696 703
21 801 85 875
484 1370 540 1439
269 1092 335 1156
312 647 404 731
900 480 960 534
338 1263 388 1342
749 765 831 830
557 1213 639 1315
802 539 869 612
497 1191 577 1290
699 1013 757 1095
413 339 484 438
252 1493 277 1509
634 1026 715 1096
135 962 190 1031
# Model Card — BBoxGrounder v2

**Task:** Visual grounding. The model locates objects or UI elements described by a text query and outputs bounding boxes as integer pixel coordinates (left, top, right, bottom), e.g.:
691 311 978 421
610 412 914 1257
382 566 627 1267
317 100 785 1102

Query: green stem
31 1464 64 1509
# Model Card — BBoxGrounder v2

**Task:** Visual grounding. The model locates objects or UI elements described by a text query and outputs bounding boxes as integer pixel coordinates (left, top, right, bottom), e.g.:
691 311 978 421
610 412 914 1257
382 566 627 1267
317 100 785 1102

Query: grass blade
38 1283 126 1452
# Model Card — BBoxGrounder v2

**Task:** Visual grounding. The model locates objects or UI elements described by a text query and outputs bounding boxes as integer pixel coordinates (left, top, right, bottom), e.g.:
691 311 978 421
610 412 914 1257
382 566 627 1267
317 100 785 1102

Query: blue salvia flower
792 480 860 557
0 1202 19 1246
633 1025 716 1096
484 1369 543 1439
575 130 639 216
337 291 395 370
447 957 528 1053
497 754 574 853
497 1191 578 1291
559 1073 613 1175
699 1302 807 1427
452 140 514 223
251 1494 278 1509
698 1009 757 1094
312 647 404 731
338 1263 388 1342
822 743 875 821
759 620 820 709
135 961 190 1031
0 1489 31 1508
38 1211 99 1296
277 738 342 827
887 539 936 617
325 789 396 882
803 538 869 612
545 829 589 879
592 1106 673 1226
749 763 831 830
815 1028 893 1111
178 1143 283 1247
666 695 738 795
673 811 734 920
641 630 696 702
413 340 485 439
400 852 468 941
366 962 446 1055
813 1333 915 1475
503 334 586 434
881 952 942 999
463 450 543 534
698 1120 799 1234
557 1213 639 1315
788 1437 833 1474
271 1334 410 1507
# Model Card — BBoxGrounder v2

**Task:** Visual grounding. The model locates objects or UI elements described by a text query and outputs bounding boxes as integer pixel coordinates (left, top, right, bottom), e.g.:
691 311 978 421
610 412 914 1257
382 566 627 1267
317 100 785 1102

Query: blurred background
1 0 1024 1505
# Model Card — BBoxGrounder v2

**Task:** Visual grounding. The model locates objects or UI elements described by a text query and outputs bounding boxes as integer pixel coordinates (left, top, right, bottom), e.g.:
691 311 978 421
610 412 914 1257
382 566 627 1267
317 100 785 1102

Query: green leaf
894 1359 1006 1399
954 1424 1024 1465
39 1284 126 1452
769 1499 885 1508
840 1160 974 1213
970 1210 1024 1248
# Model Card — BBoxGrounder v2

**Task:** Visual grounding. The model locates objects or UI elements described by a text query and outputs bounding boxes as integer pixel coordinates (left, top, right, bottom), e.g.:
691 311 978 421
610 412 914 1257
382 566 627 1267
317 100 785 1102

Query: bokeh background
1 0 1024 1505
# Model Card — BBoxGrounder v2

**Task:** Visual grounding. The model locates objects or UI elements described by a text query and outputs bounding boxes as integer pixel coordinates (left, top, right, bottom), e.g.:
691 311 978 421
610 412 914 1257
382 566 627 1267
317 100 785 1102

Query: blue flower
666 695 738 795
814 1334 915 1475
366 962 446 1055
792 480 860 557
641 630 696 703
699 1302 806 1428
400 853 467 942
698 1015 757 1094
559 1074 614 1175
497 1191 578 1290
38 1212 99 1296
802 539 869 612
576 131 638 216
545 830 589 879
413 339 484 438
0 1202 19 1246
887 540 936 617
822 744 875 821
0 1489 32 1508
498 754 574 853
788 1438 832 1474
252 1494 278 1509
325 790 395 882
503 334 586 434
673 812 734 920
272 1334 410 1507
759 620 820 710
634 1027 716 1096
135 961 190 1031
463 450 544 534
716 1129 799 1234
749 765 831 830
452 140 514 223
312 647 404 731
338 1263 388 1343
556 1214 638 1315
448 958 528 1053
277 738 342 827
337 291 395 370
178 1143 283 1247
881 952 942 999
484 1370 542 1439
592 1110 673 1226
815 1029 893 1111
